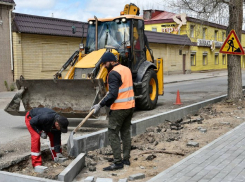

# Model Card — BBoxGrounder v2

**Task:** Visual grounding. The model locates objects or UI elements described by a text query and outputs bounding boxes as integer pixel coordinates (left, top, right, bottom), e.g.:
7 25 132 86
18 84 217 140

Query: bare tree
168 0 243 100
227 0 243 100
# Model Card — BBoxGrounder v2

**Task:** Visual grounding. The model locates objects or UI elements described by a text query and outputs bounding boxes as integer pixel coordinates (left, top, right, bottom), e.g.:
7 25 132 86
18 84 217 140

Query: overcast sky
13 0 169 22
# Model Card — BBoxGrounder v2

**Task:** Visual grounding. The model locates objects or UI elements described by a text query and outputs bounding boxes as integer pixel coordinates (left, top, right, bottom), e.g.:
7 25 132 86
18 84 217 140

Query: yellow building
144 10 245 72
12 13 86 80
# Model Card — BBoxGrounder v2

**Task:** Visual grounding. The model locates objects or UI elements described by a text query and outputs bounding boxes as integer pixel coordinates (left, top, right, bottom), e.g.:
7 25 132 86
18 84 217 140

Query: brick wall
13 33 83 80
149 43 191 75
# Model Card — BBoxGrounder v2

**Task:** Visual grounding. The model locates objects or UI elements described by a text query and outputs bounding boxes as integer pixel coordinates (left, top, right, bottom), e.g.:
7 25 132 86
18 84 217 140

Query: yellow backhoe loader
5 3 164 118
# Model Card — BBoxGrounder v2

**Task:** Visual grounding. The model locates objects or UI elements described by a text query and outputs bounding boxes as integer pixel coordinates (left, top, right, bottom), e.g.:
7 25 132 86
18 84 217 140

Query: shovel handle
73 93 108 134
74 109 95 133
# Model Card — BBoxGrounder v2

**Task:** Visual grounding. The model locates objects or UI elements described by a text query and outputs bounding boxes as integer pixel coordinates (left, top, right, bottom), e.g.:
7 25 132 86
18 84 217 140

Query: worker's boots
34 165 48 173
103 162 124 171
122 159 130 166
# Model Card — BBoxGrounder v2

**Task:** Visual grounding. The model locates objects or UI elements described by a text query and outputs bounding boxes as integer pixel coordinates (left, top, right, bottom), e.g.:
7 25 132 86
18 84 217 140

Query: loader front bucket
5 79 107 118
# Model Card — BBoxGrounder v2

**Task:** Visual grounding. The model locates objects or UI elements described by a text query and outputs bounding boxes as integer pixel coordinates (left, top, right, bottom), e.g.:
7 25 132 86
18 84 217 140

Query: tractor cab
85 15 146 76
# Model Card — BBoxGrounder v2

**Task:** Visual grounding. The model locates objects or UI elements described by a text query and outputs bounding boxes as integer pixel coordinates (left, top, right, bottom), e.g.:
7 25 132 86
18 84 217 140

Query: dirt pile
2 147 74 180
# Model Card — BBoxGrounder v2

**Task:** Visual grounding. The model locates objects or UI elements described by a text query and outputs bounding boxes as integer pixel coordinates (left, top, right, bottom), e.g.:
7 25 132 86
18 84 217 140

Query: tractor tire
136 68 158 110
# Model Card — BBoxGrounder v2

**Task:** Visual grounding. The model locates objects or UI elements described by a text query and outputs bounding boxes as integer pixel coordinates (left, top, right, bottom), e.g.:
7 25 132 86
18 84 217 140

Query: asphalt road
162 76 228 103
0 74 244 146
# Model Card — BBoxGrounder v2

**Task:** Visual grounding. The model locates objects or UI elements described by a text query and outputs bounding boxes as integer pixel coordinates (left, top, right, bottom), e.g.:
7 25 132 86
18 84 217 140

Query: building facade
144 10 245 72
12 13 192 80
12 13 87 80
0 0 15 91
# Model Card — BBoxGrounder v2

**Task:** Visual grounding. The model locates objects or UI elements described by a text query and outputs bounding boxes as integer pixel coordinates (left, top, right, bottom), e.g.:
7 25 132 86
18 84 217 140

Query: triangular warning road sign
220 29 244 55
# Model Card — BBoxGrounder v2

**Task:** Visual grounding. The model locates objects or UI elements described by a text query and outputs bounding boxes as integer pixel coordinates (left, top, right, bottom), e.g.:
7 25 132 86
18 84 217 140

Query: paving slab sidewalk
148 120 245 182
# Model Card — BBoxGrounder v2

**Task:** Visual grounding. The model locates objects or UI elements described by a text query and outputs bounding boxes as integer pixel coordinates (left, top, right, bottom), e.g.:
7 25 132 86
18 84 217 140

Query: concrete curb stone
187 141 199 147
128 173 145 181
84 176 95 182
34 166 48 173
96 178 113 182
58 153 85 182
118 178 128 182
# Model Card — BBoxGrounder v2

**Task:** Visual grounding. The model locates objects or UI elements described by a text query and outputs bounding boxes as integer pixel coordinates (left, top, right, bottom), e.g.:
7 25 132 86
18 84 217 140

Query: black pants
108 108 134 164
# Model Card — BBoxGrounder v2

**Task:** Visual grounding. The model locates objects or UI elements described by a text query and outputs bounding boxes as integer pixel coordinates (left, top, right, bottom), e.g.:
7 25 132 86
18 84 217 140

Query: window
203 28 207 39
190 25 195 38
132 19 145 71
222 54 226 65
243 56 245 68
203 53 208 66
222 32 226 41
215 53 219 65
214 30 218 41
190 52 196 66
152 27 157 32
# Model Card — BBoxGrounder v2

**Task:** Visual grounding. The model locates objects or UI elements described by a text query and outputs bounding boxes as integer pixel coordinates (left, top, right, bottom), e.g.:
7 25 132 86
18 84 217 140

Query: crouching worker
25 107 69 169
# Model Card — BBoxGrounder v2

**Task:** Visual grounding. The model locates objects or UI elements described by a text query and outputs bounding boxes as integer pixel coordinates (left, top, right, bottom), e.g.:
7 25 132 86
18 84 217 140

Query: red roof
150 11 177 20
143 10 236 32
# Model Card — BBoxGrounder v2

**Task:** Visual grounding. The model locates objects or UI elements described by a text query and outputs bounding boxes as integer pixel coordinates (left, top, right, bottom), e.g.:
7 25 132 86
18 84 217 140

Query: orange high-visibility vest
108 64 135 110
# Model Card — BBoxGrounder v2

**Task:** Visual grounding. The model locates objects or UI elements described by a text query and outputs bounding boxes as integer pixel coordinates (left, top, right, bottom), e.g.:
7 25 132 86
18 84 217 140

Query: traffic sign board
219 29 244 55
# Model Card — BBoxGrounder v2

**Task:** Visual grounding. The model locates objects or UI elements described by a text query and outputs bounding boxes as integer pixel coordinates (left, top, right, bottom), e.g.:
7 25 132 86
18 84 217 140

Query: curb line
165 74 227 84
70 95 226 156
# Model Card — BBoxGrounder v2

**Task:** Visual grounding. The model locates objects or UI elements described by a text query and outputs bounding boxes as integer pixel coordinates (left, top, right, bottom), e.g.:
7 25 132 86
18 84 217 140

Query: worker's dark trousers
25 112 62 167
108 108 134 164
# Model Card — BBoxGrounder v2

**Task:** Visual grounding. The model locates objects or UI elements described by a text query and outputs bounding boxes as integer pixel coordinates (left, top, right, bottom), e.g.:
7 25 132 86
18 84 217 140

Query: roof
151 11 177 20
145 30 192 46
144 10 231 31
12 13 192 46
0 0 15 4
13 13 88 38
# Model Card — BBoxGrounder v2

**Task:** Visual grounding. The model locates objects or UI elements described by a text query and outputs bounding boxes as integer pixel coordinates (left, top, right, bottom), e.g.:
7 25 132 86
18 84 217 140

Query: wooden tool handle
73 93 108 134
74 109 95 133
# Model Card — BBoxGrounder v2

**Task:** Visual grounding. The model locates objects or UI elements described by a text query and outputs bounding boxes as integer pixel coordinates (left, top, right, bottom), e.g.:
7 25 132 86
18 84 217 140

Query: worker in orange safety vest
91 51 135 171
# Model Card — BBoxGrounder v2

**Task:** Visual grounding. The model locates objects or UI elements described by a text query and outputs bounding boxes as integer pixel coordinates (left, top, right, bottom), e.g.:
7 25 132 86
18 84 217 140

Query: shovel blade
67 131 74 156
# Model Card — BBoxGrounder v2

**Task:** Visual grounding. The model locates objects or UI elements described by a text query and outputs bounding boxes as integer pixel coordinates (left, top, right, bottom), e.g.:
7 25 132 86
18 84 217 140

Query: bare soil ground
1 99 245 181
75 100 245 182
2 147 75 179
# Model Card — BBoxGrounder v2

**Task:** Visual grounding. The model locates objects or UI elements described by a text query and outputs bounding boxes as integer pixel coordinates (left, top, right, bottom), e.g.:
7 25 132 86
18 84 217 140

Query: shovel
67 95 106 156
67 109 95 156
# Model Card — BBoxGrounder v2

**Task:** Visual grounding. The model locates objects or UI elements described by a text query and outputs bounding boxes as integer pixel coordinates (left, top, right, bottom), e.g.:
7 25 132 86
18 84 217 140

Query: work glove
40 131 47 139
91 103 101 114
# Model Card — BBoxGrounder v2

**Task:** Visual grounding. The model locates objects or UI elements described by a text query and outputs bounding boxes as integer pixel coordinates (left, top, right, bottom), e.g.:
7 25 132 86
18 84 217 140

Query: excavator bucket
5 78 107 118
